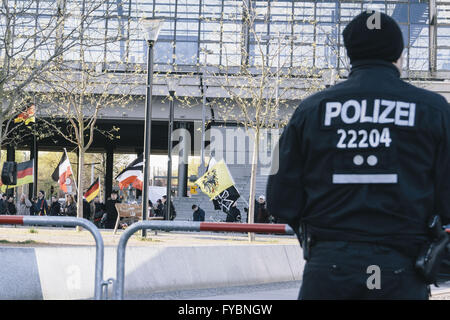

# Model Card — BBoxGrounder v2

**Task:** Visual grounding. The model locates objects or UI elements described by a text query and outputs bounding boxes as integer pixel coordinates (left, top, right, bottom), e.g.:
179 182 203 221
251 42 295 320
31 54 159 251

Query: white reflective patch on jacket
324 99 416 127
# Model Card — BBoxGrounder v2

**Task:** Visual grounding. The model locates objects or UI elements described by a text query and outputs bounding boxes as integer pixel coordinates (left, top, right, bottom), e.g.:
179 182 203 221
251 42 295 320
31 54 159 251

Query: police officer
267 11 450 300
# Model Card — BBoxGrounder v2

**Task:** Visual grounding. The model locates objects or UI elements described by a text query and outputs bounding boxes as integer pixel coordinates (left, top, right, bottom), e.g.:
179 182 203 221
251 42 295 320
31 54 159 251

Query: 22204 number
336 128 392 149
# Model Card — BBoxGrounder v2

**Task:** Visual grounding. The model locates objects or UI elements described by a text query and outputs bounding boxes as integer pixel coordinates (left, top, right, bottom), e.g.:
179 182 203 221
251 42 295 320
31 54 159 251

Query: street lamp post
140 18 163 237
198 48 213 177
166 78 177 221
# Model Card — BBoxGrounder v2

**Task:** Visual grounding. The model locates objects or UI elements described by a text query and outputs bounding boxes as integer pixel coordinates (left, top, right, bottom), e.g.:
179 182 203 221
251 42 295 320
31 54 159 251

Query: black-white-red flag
51 153 73 193
115 154 143 190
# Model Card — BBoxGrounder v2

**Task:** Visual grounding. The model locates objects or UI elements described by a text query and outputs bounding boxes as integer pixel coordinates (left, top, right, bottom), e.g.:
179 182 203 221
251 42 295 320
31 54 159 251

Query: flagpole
99 176 102 203
63 148 78 194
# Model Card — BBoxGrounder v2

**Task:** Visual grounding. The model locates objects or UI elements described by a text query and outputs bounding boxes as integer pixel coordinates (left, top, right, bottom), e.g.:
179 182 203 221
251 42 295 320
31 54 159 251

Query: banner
51 152 73 192
0 160 34 192
84 178 100 203
195 159 234 200
213 185 240 212
116 155 143 190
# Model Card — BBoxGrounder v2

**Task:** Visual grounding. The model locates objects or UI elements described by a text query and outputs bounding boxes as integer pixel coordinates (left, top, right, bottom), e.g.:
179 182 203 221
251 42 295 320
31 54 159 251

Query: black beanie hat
343 11 404 64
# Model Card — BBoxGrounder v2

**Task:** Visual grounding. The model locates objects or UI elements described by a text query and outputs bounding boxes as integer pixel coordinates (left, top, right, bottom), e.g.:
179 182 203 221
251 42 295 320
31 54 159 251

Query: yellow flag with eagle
194 159 234 200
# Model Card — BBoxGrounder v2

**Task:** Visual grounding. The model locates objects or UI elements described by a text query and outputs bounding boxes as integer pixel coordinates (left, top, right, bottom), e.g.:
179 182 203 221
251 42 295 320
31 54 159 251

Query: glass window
292 44 314 68
154 40 173 64
175 40 198 65
199 43 220 65
437 26 450 48
200 21 221 42
387 2 409 24
316 1 339 23
154 1 176 18
340 2 363 22
201 0 223 19
363 1 386 13
177 0 200 19
437 49 450 70
270 1 292 23
293 23 314 44
293 1 314 21
128 39 145 64
409 47 428 71
437 2 450 24
410 24 428 48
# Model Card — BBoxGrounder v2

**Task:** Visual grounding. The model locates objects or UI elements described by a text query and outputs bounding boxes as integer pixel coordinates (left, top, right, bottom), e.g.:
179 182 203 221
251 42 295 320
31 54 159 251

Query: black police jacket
267 60 450 256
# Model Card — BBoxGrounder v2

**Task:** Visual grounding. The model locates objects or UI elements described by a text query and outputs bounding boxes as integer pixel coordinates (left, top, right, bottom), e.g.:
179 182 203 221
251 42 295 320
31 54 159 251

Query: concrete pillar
105 145 114 203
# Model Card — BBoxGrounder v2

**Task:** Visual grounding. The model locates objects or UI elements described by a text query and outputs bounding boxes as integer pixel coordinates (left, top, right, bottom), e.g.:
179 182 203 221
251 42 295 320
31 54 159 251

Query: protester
154 199 164 217
62 194 77 217
162 195 176 220
30 197 39 216
192 204 205 222
93 197 106 228
148 200 154 217
83 197 91 220
36 190 49 216
0 193 8 215
226 202 241 223
17 194 32 216
254 195 269 223
105 191 121 229
48 196 61 216
6 196 17 215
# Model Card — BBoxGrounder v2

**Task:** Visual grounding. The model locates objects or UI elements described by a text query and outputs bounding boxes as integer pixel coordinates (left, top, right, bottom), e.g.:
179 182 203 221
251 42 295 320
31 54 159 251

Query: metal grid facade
1 0 449 73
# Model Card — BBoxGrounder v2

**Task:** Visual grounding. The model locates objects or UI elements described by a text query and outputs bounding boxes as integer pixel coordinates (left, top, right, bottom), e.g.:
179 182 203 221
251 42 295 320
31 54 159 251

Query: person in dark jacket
83 198 91 220
254 195 269 223
93 197 106 228
0 193 8 214
6 196 16 215
267 11 450 300
192 204 205 222
36 190 49 216
48 196 61 216
162 195 176 220
62 194 77 217
225 202 241 223
105 191 121 229
30 197 39 216
153 199 164 217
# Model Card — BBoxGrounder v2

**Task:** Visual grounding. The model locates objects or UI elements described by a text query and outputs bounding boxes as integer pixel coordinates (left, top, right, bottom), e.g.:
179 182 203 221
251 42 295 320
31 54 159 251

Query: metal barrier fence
113 220 295 300
0 215 105 300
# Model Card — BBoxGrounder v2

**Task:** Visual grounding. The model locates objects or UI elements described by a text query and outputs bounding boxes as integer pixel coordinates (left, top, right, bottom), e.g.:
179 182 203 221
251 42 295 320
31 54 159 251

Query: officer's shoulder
400 80 449 111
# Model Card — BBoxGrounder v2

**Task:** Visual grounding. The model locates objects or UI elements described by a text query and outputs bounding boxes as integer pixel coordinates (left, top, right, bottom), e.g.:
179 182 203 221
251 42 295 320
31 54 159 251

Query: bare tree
39 63 139 221
0 0 119 150
203 1 338 239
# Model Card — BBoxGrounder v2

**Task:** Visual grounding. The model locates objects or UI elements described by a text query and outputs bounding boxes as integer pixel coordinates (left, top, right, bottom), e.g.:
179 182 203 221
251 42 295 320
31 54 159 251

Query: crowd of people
190 194 275 224
0 189 275 227
0 190 86 218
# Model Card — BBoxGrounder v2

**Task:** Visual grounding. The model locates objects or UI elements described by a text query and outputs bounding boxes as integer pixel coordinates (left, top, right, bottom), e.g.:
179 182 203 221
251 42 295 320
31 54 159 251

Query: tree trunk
76 148 84 231
248 128 260 242
77 149 84 218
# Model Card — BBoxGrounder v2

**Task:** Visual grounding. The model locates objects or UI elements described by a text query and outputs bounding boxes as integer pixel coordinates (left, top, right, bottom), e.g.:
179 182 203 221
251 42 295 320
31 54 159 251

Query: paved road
127 281 301 300
127 280 450 300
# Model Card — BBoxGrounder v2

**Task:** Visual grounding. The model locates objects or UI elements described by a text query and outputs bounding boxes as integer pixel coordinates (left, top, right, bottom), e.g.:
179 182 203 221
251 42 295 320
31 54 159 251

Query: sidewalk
0 225 299 248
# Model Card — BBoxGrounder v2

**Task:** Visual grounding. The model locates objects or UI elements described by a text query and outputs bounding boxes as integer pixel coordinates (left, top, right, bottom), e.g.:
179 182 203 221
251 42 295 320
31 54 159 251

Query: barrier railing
113 220 295 300
0 215 105 300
